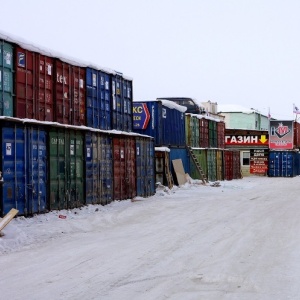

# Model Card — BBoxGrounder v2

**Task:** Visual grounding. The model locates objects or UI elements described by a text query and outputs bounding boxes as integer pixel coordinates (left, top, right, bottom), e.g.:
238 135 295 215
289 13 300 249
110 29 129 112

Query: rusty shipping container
113 136 136 200
224 150 234 180
15 46 54 121
185 114 200 148
54 59 85 125
217 121 225 149
199 117 209 148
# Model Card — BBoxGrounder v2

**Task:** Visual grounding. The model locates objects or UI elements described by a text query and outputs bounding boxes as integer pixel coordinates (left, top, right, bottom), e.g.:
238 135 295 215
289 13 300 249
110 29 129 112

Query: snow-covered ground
1 176 300 300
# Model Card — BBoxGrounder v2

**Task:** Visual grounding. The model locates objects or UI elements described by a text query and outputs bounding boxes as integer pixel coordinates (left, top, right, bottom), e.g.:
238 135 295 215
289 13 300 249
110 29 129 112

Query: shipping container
86 68 112 130
189 148 207 180
216 149 224 181
15 46 54 121
208 119 218 148
293 122 300 148
185 114 200 147
111 73 133 132
217 121 225 148
48 128 84 210
155 149 169 186
207 149 217 181
133 100 186 147
0 40 14 116
169 147 190 185
54 60 86 125
0 120 47 216
268 151 300 177
199 117 209 148
233 150 242 179
135 137 155 197
224 150 233 180
113 136 136 200
85 131 113 205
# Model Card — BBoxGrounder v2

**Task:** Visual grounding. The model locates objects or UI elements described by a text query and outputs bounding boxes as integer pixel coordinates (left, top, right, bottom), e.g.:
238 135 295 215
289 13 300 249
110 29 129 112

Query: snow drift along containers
0 121 47 217
86 68 112 130
54 59 86 125
85 132 113 205
48 128 84 210
15 46 55 121
135 137 155 197
113 136 136 200
268 151 300 177
0 40 14 116
133 100 186 147
111 73 133 132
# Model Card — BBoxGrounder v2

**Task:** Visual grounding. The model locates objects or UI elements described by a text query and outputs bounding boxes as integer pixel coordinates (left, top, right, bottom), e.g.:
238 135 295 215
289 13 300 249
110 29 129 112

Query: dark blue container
268 151 300 177
85 131 113 205
133 100 186 147
86 68 112 130
111 73 133 132
135 136 155 197
169 147 190 185
0 121 47 216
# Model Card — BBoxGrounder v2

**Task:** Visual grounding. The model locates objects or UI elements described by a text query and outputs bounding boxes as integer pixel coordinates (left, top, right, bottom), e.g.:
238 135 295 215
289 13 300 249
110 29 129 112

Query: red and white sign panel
269 120 294 150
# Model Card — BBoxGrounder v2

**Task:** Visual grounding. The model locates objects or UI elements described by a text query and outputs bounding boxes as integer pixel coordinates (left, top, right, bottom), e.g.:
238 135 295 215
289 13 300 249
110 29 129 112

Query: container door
99 71 112 130
27 127 47 214
125 137 136 198
113 137 125 200
0 41 14 116
36 54 54 121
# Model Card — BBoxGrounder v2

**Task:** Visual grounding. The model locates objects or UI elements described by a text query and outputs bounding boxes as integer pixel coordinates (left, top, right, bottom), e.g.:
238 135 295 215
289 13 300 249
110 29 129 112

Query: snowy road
1 176 300 300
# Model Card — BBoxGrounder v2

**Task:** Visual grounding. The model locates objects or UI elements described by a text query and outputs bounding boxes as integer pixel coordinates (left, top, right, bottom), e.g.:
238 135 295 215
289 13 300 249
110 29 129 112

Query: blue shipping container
111 73 133 132
133 100 186 147
136 137 155 197
0 121 47 216
268 151 300 177
86 68 112 130
85 131 113 205
169 147 190 185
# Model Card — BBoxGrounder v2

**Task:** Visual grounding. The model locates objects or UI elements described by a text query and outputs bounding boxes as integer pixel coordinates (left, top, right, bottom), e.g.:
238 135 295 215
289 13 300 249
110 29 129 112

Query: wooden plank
172 159 187 186
0 208 19 233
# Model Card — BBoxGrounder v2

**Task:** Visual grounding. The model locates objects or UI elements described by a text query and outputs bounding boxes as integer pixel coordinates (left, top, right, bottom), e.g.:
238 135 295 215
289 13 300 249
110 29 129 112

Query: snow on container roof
133 99 187 113
0 29 132 80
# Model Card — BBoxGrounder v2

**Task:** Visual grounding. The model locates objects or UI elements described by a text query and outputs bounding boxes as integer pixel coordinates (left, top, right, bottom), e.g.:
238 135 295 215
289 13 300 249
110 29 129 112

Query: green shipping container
190 148 207 180
207 149 217 181
49 128 84 210
0 40 13 116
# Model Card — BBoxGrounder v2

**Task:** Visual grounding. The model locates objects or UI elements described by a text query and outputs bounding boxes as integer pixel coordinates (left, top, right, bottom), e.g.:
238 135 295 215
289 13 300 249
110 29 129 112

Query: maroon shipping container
233 150 241 179
294 122 300 148
113 136 136 200
224 150 233 180
217 121 225 149
54 60 86 125
199 117 209 148
15 46 54 121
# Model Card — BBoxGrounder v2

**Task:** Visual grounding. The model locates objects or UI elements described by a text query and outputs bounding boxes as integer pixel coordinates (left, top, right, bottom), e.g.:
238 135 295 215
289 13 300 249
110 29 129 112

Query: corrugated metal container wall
268 151 300 177
86 68 112 130
189 148 207 180
15 46 54 121
207 149 217 181
169 147 190 184
135 137 155 197
0 40 14 116
111 74 133 132
199 117 209 148
54 60 86 125
294 122 300 148
233 151 241 179
0 121 47 217
133 101 185 147
208 120 218 148
216 149 224 181
48 128 84 210
85 131 113 205
190 115 200 147
113 136 136 200
217 121 225 148
155 150 167 185
185 114 192 146
224 150 233 180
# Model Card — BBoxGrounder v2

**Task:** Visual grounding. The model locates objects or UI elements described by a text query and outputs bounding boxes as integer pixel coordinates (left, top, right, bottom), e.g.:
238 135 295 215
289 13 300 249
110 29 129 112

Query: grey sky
1 0 299 120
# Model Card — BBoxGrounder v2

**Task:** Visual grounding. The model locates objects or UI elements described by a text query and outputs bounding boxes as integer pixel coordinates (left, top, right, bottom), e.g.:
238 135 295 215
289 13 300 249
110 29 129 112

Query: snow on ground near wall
1 176 300 300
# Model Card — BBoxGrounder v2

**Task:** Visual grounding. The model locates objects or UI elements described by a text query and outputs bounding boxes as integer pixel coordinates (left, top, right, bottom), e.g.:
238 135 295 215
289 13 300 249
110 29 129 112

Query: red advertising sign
250 149 268 174
269 120 294 150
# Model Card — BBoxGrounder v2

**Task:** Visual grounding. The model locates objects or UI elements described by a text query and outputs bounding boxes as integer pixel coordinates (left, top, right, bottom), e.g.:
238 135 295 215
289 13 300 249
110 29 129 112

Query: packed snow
1 176 300 300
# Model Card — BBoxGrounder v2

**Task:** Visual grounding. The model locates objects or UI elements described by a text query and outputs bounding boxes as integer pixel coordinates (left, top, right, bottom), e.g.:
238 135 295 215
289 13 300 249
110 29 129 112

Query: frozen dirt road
1 176 300 300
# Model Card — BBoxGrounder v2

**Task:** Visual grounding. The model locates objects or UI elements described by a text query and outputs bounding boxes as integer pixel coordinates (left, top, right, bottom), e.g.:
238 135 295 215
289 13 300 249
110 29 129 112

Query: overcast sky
1 0 300 120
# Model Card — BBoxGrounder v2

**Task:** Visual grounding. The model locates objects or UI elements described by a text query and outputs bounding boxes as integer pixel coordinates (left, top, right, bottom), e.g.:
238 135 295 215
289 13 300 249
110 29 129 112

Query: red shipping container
217 121 225 149
113 136 136 200
293 122 300 148
224 150 233 180
199 117 209 148
54 59 86 125
15 46 54 121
